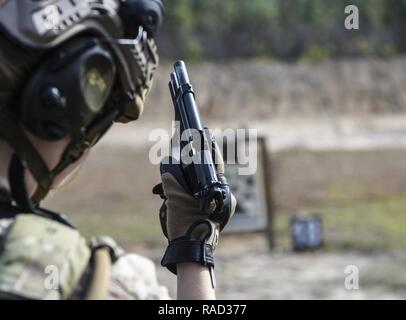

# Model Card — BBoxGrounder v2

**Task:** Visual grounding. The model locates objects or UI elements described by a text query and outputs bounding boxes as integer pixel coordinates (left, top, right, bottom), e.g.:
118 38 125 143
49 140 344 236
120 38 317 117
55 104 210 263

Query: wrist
161 238 215 275
177 263 216 300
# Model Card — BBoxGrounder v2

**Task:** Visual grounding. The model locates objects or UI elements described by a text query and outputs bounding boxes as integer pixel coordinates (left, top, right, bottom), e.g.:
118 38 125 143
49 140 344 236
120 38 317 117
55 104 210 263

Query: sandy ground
145 59 406 122
43 128 406 300
149 235 406 300
101 115 406 152
43 58 406 299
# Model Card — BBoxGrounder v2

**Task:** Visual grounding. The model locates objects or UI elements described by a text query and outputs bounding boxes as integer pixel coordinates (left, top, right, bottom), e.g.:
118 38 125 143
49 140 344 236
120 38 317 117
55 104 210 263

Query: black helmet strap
0 108 53 204
0 102 119 205
7 152 76 228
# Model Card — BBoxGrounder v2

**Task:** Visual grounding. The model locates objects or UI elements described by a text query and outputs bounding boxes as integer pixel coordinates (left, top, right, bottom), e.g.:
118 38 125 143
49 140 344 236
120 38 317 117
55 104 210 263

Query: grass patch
275 189 406 252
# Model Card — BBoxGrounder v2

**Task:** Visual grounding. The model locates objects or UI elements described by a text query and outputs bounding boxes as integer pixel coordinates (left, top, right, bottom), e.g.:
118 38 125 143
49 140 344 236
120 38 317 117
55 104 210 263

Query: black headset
0 0 164 213
20 38 117 141
10 0 164 141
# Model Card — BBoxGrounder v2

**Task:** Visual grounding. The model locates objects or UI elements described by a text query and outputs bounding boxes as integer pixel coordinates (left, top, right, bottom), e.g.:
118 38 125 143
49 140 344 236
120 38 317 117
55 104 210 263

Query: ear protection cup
20 38 117 141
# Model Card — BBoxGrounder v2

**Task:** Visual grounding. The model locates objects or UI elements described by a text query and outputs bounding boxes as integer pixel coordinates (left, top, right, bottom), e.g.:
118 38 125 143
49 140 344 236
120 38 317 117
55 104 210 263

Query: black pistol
169 60 226 213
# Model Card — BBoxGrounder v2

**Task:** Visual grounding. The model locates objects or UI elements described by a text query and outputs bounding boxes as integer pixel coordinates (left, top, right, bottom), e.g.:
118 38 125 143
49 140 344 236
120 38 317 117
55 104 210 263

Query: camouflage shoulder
0 216 170 300
107 251 171 300
0 214 91 300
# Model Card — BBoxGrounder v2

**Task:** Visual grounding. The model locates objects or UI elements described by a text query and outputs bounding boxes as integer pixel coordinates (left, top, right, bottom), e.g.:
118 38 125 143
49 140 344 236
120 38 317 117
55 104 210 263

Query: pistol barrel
169 60 220 199
174 60 190 85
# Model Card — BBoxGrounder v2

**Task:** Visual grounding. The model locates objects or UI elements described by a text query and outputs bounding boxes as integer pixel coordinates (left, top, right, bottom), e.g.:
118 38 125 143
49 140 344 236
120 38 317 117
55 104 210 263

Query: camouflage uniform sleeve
107 253 171 300
0 223 170 300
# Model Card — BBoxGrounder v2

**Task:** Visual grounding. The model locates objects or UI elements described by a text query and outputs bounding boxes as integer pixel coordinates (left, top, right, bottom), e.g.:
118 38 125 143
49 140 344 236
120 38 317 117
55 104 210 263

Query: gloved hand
153 141 237 275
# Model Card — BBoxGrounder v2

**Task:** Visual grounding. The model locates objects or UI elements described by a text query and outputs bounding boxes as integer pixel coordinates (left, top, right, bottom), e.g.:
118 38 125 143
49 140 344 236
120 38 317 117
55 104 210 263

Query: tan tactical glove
153 142 236 275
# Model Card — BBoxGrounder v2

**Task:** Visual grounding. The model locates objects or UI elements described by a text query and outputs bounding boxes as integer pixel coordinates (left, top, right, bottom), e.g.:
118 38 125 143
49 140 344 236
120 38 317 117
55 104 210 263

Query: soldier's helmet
0 0 164 204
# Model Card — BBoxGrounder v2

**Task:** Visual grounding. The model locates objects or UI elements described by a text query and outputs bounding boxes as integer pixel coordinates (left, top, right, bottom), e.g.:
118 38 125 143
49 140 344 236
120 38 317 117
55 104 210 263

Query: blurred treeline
157 0 406 62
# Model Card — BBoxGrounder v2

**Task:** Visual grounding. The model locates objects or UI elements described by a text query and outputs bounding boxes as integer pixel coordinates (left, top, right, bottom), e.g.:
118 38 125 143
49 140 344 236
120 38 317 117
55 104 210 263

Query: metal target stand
221 135 275 249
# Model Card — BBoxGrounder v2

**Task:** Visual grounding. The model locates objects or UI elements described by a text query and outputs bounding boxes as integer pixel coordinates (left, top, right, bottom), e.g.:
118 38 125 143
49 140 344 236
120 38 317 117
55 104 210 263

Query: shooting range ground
44 59 406 299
